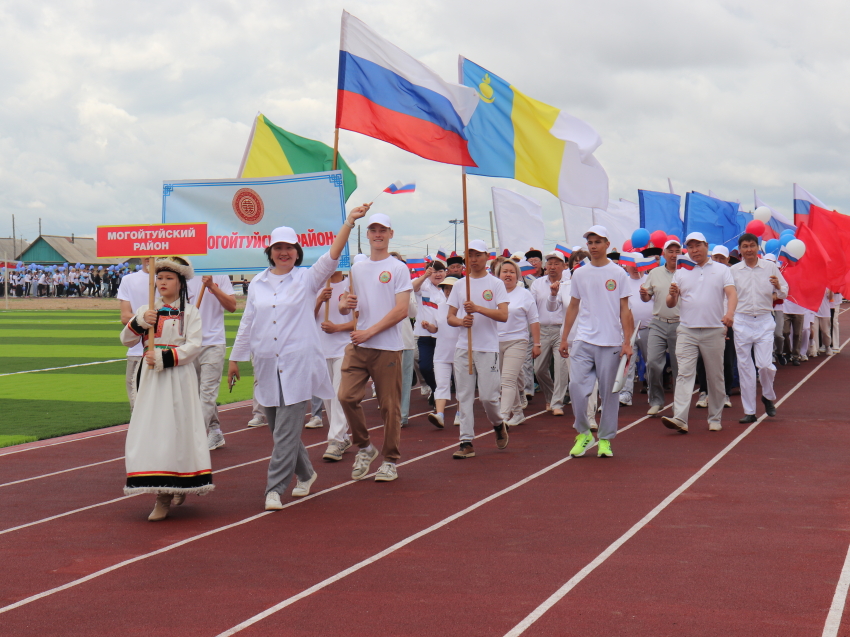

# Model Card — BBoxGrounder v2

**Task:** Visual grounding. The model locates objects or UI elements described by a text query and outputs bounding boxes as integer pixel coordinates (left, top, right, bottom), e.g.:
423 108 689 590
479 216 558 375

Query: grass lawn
0 309 254 447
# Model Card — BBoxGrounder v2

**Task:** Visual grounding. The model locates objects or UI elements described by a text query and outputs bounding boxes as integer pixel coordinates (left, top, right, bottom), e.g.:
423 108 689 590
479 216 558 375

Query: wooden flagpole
324 278 332 321
195 284 207 308
462 169 473 374
147 258 156 368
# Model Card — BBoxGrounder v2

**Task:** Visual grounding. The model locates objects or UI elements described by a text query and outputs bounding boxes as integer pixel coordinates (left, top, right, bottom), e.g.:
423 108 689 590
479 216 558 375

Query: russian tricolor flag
336 12 479 167
793 184 827 227
554 244 572 258
618 253 637 265
407 258 427 278
435 248 447 263
520 262 535 276
676 256 697 270
779 245 801 264
422 297 438 309
384 181 416 194
573 258 590 269
637 255 659 272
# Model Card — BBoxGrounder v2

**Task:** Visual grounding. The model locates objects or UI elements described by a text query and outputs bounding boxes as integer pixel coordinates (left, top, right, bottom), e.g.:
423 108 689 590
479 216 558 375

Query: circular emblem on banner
379 271 392 283
482 289 494 301
232 188 264 225
605 279 617 291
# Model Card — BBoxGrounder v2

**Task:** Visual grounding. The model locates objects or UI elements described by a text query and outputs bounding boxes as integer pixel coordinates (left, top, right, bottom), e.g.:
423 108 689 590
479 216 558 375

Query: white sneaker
709 422 722 431
619 392 632 406
724 395 732 408
207 430 225 450
801 354 809 361
374 462 398 482
453 413 461 426
695 392 708 408
322 439 351 462
520 394 528 409
247 417 266 427
506 412 525 426
305 416 323 429
264 491 283 511
351 446 380 480
420 385 431 397
292 471 317 497
427 412 445 428
647 405 662 416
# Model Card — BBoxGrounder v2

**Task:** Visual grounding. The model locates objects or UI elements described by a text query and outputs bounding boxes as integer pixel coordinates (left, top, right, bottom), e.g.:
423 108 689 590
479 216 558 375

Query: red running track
1 312 849 636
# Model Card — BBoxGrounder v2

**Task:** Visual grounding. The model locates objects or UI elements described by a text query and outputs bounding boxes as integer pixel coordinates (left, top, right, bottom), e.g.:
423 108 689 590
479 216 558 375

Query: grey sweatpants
262 378 314 496
569 341 622 440
646 319 679 408
193 344 226 434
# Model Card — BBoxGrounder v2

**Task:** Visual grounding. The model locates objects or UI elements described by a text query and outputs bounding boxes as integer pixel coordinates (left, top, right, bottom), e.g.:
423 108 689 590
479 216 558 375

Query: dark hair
264 243 304 267
431 260 446 271
738 233 759 247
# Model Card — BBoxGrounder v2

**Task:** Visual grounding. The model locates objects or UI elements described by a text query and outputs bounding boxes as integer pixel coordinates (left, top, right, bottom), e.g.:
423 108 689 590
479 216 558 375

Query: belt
654 317 680 324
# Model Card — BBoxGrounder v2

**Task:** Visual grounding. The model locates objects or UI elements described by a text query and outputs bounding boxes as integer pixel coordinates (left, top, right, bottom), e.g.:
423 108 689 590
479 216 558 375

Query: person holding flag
619 253 653 407
531 250 571 415
412 258 448 404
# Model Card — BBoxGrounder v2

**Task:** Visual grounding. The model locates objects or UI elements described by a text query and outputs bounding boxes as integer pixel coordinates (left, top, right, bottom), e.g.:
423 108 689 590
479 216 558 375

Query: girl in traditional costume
120 256 212 521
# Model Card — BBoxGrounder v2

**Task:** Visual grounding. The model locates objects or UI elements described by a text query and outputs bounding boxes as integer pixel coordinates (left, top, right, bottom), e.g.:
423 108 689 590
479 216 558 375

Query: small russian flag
573 257 590 269
488 248 498 259
422 297 438 309
555 244 572 258
778 246 800 264
435 248 447 263
384 181 416 195
637 255 658 272
407 258 427 278
676 256 697 270
520 262 536 276
618 253 637 265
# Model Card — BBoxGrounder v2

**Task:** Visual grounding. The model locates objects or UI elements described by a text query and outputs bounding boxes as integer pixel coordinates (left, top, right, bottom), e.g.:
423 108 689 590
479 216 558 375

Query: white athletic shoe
506 412 525 426
453 413 461 426
619 392 633 407
647 405 662 416
207 430 225 450
695 392 708 408
374 462 398 482
247 417 266 427
292 471 318 497
322 439 352 462
305 416 323 429
420 385 431 397
351 446 380 480
264 491 283 511
427 412 445 428
724 395 732 408
709 422 722 431
520 394 529 409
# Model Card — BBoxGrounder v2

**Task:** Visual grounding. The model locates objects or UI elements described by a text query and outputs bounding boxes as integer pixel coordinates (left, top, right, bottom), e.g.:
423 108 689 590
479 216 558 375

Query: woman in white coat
228 205 368 511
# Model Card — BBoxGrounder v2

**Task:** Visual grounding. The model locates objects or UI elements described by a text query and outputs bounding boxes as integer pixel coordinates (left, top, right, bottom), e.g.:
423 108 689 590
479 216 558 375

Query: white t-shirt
830 293 843 309
187 275 235 346
414 278 446 337
433 301 460 364
570 261 631 347
672 260 736 328
499 286 539 342
316 279 352 359
350 256 412 351
117 270 153 356
625 276 654 329
816 291 831 318
447 273 509 353
531 271 571 325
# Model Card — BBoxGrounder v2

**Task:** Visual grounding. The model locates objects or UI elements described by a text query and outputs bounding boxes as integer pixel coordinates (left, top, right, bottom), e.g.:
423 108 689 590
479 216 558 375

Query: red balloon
622 239 633 252
650 230 667 248
668 235 679 243
746 220 766 237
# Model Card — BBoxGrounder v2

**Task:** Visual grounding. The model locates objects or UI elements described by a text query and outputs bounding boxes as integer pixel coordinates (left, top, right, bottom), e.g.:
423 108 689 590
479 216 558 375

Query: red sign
96 223 208 258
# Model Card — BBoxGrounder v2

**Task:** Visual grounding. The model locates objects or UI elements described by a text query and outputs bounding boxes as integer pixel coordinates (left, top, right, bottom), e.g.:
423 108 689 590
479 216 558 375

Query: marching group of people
3 265 130 297
116 202 843 522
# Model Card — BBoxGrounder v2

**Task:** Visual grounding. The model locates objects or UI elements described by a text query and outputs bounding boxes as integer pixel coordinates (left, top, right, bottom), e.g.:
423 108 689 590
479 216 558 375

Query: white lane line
0 406 454 534
822 541 850 637
0 406 548 613
0 359 125 377
503 335 850 637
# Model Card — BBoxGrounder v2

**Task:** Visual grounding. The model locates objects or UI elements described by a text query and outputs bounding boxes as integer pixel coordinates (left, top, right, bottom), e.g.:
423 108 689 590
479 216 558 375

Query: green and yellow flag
238 113 358 201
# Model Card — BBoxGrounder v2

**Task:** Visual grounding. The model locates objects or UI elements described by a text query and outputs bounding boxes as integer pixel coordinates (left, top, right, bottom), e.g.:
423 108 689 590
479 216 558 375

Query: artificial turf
0 309 255 446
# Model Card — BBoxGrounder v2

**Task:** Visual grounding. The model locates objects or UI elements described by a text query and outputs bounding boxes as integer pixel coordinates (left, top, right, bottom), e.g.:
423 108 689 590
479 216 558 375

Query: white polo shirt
672 259 735 328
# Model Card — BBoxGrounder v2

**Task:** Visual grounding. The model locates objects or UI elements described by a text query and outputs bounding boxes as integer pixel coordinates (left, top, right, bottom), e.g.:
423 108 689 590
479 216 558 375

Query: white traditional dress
120 300 213 496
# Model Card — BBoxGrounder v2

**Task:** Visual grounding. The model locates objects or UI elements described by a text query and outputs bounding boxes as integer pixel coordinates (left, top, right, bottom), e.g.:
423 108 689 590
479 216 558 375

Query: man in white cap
661 232 737 433
730 232 788 423
447 238 510 458
338 212 412 482
558 225 633 459
711 245 730 265
530 249 571 415
640 239 682 415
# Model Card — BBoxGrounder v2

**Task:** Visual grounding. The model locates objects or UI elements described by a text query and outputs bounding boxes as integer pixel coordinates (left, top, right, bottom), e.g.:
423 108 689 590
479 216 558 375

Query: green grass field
0 310 255 447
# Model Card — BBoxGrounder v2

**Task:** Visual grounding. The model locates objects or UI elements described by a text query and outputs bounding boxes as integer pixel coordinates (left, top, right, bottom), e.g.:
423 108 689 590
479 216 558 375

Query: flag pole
147 258 156 368
462 168 473 374
332 128 340 171
4 252 8 310
324 278 332 321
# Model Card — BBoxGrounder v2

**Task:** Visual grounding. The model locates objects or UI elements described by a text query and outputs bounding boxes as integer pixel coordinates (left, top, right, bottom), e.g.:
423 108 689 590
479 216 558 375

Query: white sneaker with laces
305 416 323 429
453 413 461 426
292 471 318 497
207 430 225 450
351 446 380 480
374 462 398 482
695 392 708 408
724 395 732 408
264 491 283 511
322 439 351 462
619 392 632 406
420 385 431 397
506 412 525 426
247 417 266 427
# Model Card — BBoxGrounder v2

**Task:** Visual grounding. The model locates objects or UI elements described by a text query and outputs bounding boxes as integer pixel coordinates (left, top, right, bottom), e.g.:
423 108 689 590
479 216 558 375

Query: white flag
491 188 545 257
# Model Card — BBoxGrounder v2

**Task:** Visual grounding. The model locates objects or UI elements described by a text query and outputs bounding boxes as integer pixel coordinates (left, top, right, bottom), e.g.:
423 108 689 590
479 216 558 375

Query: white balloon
785 239 806 260
753 206 772 223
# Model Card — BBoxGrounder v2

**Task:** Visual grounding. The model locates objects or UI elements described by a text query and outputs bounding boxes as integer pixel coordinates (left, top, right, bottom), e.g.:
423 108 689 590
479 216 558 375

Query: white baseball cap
467 239 488 253
545 250 566 262
712 245 730 258
583 225 609 239
367 213 392 229
269 226 299 246
684 232 708 245
764 253 777 262
663 239 682 250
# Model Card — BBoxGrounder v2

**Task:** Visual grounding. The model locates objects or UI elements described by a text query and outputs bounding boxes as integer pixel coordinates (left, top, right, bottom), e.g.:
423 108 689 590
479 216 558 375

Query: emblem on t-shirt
379 271 392 283
482 290 493 301
605 279 617 291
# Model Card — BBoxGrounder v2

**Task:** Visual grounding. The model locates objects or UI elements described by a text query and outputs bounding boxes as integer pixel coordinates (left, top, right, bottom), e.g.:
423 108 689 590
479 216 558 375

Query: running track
1 311 849 636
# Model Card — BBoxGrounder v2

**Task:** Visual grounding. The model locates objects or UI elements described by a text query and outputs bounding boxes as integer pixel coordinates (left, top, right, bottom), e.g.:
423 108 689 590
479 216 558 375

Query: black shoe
778 354 787 366
739 414 757 424
792 359 801 366
761 396 777 417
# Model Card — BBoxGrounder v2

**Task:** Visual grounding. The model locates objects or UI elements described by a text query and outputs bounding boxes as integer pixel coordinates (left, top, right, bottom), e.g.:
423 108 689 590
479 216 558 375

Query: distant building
0 237 31 260
15 235 124 267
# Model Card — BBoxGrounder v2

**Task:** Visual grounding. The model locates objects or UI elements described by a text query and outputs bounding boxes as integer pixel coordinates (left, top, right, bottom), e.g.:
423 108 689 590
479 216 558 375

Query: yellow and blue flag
460 58 608 209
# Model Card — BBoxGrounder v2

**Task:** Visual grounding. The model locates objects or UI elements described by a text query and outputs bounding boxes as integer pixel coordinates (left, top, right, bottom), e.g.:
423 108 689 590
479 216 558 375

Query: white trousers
733 313 776 416
322 357 349 443
453 349 503 442
434 360 454 400
193 344 226 434
534 324 570 409
499 339 527 420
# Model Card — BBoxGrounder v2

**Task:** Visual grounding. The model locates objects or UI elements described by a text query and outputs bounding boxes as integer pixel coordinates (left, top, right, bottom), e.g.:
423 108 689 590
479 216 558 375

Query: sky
1 0 848 257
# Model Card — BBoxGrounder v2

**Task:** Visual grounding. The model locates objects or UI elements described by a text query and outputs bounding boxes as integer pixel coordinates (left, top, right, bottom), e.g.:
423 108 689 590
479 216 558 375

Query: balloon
753 206 772 223
765 239 780 254
622 239 633 252
631 228 651 249
745 220 766 236
780 233 795 246
668 235 679 243
784 239 806 260
659 256 666 267
709 244 717 251
780 229 795 238
650 230 667 248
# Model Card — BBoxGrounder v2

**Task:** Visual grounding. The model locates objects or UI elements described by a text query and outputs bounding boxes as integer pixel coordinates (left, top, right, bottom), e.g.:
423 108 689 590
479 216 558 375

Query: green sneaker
569 432 594 457
597 439 613 458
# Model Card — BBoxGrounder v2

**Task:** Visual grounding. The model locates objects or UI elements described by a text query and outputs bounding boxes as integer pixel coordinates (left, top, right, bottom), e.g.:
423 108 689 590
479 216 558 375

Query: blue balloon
708 243 717 251
631 228 651 249
765 239 780 254
780 229 795 238
659 256 666 267
780 233 795 246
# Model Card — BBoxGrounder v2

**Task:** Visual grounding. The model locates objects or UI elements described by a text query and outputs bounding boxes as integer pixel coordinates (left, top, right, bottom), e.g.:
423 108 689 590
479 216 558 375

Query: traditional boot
172 493 186 506
148 494 173 521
